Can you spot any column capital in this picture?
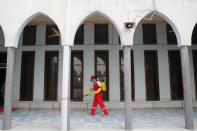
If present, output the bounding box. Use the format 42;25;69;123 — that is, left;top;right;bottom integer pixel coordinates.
62;98;70;101
4;46;17;49
61;44;72;47
179;45;191;48
121;28;134;46
122;45;132;48
6;46;17;49
4;38;17;48
178;41;192;47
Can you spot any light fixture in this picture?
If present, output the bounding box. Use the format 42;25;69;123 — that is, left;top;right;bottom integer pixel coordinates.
125;22;135;29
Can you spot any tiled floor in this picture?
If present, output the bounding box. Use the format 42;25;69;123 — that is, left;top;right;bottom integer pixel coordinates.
0;108;196;130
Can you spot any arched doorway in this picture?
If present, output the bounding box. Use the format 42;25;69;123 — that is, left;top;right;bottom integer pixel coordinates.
133;12;182;103
15;14;61;104
131;11;196;129
72;12;121;102
70;12;127;129
1;13;63;130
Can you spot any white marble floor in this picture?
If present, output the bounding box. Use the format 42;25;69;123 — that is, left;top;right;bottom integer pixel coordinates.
0;108;197;131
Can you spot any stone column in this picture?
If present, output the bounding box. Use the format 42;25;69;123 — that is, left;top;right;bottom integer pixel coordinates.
180;46;194;130
3;47;16;130
123;46;132;130
61;45;71;131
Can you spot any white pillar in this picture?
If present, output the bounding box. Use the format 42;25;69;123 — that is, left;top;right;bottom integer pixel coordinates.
123;46;132;130
61;45;71;131
180;46;194;130
3;47;16;130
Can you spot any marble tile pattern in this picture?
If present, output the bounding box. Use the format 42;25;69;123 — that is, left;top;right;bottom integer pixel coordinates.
0;108;196;130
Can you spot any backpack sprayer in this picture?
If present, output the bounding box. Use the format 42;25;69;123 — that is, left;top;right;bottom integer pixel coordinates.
83;80;107;114
83;81;107;97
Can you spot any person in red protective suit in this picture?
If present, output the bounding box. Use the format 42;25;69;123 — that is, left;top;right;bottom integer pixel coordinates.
89;75;109;116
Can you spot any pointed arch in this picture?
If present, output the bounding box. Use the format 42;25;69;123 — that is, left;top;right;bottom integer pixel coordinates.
72;10;121;45
15;12;62;46
133;10;181;46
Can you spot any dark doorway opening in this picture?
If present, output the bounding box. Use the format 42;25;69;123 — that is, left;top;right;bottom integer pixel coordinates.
168;50;183;100
71;51;84;101
20;51;35;101
0;52;7;106
95;51;109;101
144;50;160;101
44;51;59;101
192;50;197;99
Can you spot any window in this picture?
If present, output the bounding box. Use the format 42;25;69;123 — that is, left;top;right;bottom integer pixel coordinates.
0;52;7;104
166;24;177;45
94;24;108;44
71;51;83;101
142;24;157;44
119;51;135;101
95;51;109;101
192;50;197;99
74;25;84;45
20;51;35;101
22;25;37;45
45;25;60;45
144;51;160;101
168;50;183;100
192;24;197;45
44;51;59;101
